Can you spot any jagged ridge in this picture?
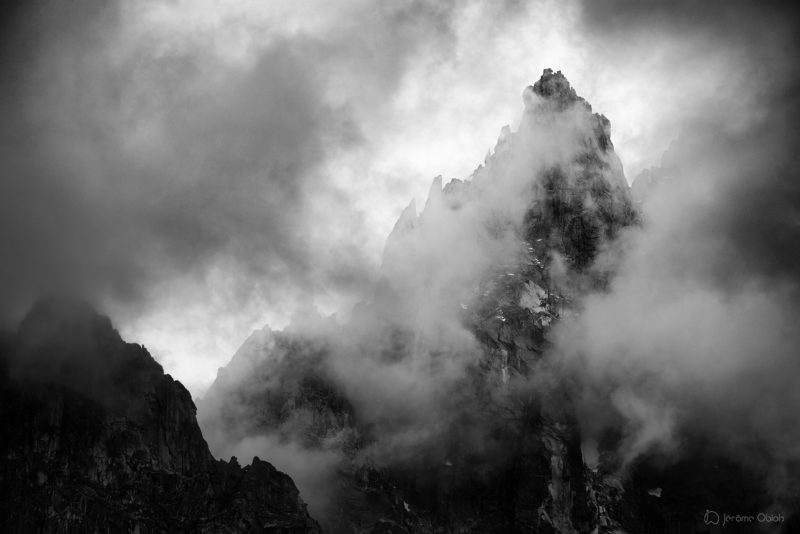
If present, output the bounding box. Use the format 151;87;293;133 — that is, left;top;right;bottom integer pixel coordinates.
0;299;321;534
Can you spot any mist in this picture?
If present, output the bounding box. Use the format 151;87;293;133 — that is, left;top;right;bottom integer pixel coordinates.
197;2;800;521
0;0;486;392
552;104;800;492
539;0;800;502
2;0;799;528
6;0;792;395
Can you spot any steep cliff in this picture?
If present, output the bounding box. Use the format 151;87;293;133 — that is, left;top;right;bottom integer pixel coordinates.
0;299;321;533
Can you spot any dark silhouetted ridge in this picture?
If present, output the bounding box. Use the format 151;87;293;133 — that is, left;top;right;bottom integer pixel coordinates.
0;298;321;533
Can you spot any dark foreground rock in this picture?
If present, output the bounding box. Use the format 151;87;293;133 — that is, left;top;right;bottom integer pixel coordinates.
0;299;321;534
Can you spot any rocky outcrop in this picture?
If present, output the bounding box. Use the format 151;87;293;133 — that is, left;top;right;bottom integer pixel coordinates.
0;299;321;533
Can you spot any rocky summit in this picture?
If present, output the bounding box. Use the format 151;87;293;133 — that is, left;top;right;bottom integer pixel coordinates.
199;70;798;533
0;299;321;533
199;69;632;533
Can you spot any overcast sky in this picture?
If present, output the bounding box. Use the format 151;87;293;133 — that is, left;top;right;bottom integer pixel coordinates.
1;0;797;395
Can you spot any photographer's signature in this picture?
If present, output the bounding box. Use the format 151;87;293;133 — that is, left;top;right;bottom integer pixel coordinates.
704;509;784;527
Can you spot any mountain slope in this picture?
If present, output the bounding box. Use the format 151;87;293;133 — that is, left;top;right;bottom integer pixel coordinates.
0;299;321;533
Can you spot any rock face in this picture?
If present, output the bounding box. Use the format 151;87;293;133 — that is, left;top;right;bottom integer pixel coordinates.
0;299;322;533
200;70;636;533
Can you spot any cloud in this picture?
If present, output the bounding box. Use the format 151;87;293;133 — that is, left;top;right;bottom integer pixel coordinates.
1;0;753;394
5;5;799;485
2;0;527;391
548;0;800;499
1;2;345;303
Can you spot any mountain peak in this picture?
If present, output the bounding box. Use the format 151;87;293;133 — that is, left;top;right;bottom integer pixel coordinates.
524;68;586;112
